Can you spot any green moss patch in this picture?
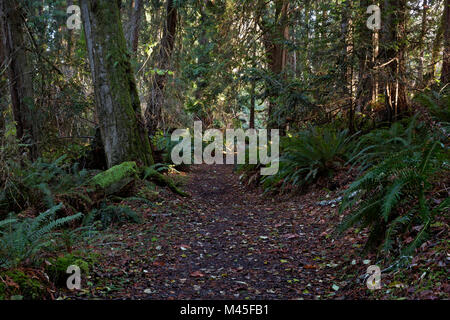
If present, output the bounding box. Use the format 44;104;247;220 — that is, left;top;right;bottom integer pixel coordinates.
45;253;94;287
137;181;159;201
90;162;138;189
89;161;139;196
0;269;48;300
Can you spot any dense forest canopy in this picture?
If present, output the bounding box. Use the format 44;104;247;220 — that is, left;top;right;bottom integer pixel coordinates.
0;0;448;301
1;0;448;151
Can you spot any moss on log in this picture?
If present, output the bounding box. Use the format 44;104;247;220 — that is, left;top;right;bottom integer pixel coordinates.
142;167;189;197
89;161;138;196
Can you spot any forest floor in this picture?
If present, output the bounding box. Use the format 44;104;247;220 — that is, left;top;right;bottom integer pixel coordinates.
58;164;449;300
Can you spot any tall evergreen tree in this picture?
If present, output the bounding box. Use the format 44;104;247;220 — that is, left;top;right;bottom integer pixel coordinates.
80;0;153;167
0;0;39;160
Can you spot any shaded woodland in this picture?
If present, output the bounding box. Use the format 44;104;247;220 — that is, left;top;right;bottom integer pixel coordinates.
0;0;448;300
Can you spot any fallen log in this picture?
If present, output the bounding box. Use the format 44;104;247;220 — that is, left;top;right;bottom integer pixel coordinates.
89;161;138;196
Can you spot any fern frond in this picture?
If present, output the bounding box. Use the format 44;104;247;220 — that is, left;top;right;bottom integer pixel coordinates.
381;180;404;222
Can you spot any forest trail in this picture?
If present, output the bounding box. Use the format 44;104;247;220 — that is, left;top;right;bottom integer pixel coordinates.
62;164;367;300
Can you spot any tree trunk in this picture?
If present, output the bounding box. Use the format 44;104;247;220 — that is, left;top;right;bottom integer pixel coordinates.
425;10;444;83
379;0;408;122
249;38;257;130
0;0;38;160
441;0;450;85
341;0;354;132
145;0;178;133
67;0;74;60
0;19;6;133
417;0;428;86
80;0;153;168
125;0;143;54
372;30;379;109
355;0;374;117
264;0;289;76
249;81;256;129
261;0;289;131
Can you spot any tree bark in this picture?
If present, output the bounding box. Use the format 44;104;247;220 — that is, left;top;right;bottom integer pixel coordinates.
80;0;153;168
249;37;257;130
379;0;408;122
0;18;6;133
145;0;178;133
425;9;444;83
261;0;289;131
67;0;74;60
417;0;428;86
441;0;450;85
265;0;289;76
0;0;38;159
355;0;374;117
125;0;143;54
249;80;256;129
341;0;354;132
372;30;379;108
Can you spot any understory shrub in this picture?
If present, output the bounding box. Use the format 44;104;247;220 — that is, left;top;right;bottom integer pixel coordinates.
0;204;82;268
414;88;450;134
348;115;426;172
0;269;48;300
83;203;142;230
0;155;90;215
261;126;354;193
338;140;449;256
45;252;92;287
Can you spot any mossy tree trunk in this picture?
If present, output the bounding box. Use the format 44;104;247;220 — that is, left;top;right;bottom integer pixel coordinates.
80;0;153;168
0;0;39;160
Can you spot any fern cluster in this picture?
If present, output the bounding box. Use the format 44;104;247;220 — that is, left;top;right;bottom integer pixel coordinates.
338;140;449;256
348;115;425;172
0;204;82;268
261;126;354;193
83;203;142;230
0;155;89;215
414;87;450;134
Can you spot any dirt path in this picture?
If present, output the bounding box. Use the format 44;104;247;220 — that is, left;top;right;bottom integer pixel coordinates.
63;164;369;299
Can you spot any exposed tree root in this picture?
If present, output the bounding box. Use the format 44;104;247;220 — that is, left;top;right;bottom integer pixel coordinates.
142;167;190;197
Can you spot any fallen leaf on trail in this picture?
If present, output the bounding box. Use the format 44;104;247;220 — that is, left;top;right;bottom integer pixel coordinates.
304;265;317;269
190;271;205;277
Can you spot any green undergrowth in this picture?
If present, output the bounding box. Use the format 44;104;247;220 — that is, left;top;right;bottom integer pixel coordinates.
45;251;99;287
0;269;48;300
237;125;355;193
0;155;188;299
89;161;138;191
